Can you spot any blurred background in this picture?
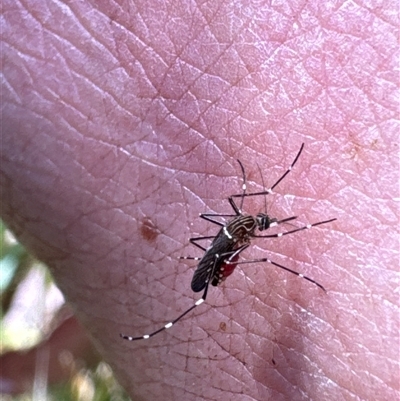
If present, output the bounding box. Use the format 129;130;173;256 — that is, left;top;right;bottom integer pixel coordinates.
0;220;131;401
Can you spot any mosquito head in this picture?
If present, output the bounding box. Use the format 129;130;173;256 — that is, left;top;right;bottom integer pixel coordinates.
256;213;277;231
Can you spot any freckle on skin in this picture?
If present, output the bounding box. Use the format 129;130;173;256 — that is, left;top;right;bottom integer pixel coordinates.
140;217;158;242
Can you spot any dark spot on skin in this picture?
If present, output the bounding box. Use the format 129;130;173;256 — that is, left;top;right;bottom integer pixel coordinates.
140;217;158;243
272;358;276;366
219;322;227;331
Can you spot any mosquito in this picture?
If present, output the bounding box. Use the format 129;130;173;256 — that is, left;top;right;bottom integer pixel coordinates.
120;143;336;341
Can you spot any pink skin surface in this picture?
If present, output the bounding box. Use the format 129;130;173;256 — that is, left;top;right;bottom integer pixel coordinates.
2;1;398;400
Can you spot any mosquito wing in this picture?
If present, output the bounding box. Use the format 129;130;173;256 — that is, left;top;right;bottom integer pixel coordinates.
191;232;236;292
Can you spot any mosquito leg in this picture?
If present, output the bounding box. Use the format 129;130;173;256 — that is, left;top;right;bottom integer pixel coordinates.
199;213;238;226
120;266;214;341
268;216;298;228
235;159;247;214
119;296;206;341
178;236;219;261
233;257;326;292
229;143;305;210
269;143;304;192
200;159;248;221
253;218;337;238
187;236;217;252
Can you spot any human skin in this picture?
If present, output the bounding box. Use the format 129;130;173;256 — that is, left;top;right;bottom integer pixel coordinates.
1;1;399;400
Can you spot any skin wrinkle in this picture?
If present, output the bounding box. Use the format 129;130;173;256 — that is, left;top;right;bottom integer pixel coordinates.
28;8;144;124
119;8;208;95
18;0;103;64
131;14;265;129
16;43;137;141
63;61;139;124
116;23;169;94
2;75;24;104
168;31;234;89
5;35;47;65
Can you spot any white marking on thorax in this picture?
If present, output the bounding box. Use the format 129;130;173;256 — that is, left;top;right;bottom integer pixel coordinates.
223;226;233;239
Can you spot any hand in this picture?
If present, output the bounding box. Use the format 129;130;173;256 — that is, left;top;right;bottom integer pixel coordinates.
2;1;397;400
